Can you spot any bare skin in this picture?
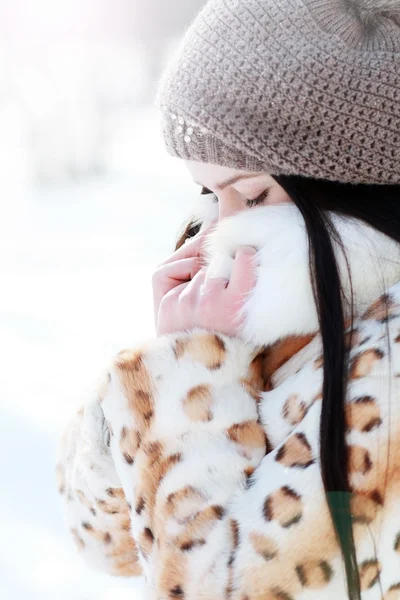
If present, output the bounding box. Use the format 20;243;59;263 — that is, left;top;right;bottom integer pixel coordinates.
153;161;291;337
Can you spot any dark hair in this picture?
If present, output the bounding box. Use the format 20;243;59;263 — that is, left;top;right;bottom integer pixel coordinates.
175;176;400;600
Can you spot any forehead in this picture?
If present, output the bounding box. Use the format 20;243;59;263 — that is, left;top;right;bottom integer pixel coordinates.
184;160;261;189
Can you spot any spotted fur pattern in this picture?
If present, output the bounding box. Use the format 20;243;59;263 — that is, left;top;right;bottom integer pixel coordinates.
57;289;400;599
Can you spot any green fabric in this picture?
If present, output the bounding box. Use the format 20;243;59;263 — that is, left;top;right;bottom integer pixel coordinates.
327;491;361;600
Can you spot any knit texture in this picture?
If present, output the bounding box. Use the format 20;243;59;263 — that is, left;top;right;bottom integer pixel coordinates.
156;0;400;184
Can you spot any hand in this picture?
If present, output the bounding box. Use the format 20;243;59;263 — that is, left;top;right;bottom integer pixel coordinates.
152;226;213;331
154;241;258;338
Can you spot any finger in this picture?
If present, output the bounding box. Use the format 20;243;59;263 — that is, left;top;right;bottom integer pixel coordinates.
163;223;216;265
228;246;258;294
156;271;206;335
161;278;191;303
158;272;203;327
177;268;207;301
202;274;228;296
156;279;191;328
155;257;201;285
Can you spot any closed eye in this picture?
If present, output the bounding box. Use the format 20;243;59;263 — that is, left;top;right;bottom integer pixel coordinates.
246;189;270;207
201;186;270;207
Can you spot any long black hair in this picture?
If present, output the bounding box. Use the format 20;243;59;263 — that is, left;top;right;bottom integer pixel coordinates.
176;176;400;600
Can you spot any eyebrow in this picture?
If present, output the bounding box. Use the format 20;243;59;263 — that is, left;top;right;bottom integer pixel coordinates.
194;172;259;190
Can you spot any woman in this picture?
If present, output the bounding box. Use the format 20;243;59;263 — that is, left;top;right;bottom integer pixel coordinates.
57;0;400;599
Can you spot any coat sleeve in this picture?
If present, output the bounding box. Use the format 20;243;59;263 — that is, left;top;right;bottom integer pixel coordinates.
98;329;333;600
56;377;142;577
101;329;269;596
57;328;267;589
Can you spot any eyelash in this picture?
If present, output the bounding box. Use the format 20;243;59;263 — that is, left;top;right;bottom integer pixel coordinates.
201;187;270;207
246;189;270;207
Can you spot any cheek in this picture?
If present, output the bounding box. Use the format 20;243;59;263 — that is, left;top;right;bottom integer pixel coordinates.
218;198;247;220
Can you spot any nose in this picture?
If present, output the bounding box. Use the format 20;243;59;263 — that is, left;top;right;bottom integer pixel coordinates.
218;192;246;220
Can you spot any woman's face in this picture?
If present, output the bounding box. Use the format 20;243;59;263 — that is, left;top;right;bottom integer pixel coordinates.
185;160;292;220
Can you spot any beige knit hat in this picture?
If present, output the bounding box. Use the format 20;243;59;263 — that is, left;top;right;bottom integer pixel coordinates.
156;0;400;184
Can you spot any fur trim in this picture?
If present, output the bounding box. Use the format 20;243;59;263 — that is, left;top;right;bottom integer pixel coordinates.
204;204;400;347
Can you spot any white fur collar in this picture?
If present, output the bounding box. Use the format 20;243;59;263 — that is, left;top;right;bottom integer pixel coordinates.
195;195;400;347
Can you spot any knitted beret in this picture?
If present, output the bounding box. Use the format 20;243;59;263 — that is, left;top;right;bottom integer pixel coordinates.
156;0;400;184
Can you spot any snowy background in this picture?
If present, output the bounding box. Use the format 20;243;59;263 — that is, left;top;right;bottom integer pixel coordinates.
0;1;206;598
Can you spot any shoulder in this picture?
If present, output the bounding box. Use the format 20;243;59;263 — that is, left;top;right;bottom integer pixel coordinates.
348;282;400;381
260;282;400;450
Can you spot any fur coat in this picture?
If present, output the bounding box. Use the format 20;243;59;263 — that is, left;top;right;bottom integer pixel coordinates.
56;200;400;600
